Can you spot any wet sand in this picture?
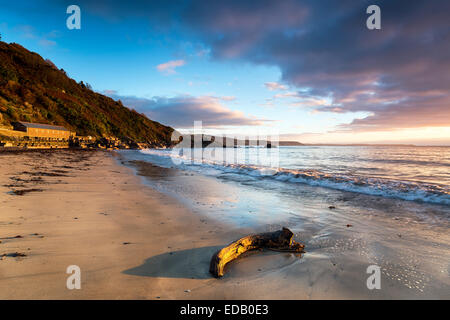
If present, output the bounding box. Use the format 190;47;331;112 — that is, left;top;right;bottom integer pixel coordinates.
0;150;448;299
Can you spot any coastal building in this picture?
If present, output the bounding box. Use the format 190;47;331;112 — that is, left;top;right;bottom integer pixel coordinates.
12;121;73;140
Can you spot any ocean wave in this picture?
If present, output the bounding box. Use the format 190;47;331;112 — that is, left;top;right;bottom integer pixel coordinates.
139;149;450;206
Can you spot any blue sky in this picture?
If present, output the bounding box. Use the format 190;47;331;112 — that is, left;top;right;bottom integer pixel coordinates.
0;1;449;144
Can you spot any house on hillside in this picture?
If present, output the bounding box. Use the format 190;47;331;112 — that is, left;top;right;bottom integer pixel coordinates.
12;121;74;140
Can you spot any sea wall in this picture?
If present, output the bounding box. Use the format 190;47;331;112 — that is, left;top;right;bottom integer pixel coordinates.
0;134;69;149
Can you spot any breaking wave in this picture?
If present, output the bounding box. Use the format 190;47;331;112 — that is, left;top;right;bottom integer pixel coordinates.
139;149;450;206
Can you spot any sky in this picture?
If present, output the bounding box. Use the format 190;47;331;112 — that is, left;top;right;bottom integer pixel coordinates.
0;0;449;145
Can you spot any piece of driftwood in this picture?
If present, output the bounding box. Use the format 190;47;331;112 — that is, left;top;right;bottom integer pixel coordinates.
209;227;304;278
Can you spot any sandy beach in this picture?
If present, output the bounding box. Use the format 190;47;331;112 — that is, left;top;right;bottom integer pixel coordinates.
0;150;448;299
0;149;232;299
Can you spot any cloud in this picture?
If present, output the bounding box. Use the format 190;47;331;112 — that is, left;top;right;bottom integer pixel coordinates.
219;96;236;101
102;89;118;96
176;0;450;130
103;92;266;128
337;94;450;131
16;25;35;39
156;59;185;75
273;91;298;99
264;82;288;91
62;0;450;131
272;91;332;108
39;39;56;47
14;24;58;48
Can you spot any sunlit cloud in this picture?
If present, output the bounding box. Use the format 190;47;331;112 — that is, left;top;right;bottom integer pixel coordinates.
156;59;185;75
219;96;236;101
103;92;268;129
264;82;288;91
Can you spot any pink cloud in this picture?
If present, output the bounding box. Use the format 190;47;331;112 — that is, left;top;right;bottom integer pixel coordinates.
103;92;269;128
156;59;185;75
264;82;288;91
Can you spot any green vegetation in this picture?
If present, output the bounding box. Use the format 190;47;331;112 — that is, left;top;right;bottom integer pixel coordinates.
0;42;174;146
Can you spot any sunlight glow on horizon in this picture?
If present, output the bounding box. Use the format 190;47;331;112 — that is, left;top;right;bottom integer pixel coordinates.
280;126;450;146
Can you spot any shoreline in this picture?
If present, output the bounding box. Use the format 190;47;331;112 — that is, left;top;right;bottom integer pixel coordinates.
1;150;448;299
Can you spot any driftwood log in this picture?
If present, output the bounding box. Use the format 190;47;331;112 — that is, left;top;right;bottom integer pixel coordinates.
209;227;304;278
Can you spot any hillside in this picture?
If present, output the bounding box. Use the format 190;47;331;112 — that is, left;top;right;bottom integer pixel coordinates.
0;42;174;147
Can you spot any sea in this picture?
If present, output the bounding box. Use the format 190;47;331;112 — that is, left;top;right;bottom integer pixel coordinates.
119;145;449;297
138;146;450;205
